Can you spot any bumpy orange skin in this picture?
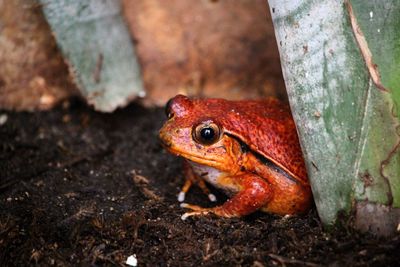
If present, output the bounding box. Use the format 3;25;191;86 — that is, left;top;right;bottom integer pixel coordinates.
159;95;311;217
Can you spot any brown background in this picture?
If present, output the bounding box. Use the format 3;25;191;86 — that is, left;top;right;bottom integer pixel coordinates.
0;0;285;110
123;0;285;106
0;0;77;111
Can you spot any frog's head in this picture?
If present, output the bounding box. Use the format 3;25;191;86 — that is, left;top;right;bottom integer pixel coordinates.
159;95;242;172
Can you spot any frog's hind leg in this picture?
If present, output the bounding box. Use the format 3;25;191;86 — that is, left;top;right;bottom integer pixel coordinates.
181;174;272;220
178;161;217;203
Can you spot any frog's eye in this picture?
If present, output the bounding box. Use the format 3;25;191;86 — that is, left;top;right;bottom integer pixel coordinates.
165;98;174;119
193;122;221;145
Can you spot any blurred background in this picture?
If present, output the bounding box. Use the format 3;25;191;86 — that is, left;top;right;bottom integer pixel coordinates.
0;0;285;112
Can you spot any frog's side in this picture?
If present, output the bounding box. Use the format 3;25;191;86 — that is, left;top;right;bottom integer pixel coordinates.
159;94;311;219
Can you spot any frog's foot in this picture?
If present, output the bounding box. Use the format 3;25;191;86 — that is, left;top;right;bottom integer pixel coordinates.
180;203;211;220
177;179;192;202
177;179;216;203
178;161;217;203
180;174;272;219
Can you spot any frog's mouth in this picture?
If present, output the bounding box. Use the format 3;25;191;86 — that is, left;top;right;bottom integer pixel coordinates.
160;140;224;168
174;149;222;167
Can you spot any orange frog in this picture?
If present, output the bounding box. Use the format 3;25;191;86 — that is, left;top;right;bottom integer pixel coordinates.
159;95;311;220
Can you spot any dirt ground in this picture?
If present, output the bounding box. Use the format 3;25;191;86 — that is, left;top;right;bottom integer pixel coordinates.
0;99;399;266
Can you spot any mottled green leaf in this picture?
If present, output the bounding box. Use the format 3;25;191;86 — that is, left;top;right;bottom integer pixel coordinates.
268;0;400;235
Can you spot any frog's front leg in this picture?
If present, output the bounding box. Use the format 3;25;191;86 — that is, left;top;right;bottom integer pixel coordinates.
180;174;272;220
178;161;217;203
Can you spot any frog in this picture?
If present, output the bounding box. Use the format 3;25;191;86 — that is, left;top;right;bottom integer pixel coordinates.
159;94;312;220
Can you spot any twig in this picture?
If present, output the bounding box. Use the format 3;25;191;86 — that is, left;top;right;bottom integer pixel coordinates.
131;171;162;201
268;253;320;267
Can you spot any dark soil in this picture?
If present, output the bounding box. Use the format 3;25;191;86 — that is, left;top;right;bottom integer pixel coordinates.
0;99;399;267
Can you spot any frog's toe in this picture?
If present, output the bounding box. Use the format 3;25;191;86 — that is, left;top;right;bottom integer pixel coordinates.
177;191;186;202
181;211;210;220
208;193;217;202
282;214;293;220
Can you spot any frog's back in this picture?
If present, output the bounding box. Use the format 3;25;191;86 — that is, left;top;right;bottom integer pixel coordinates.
192;97;308;184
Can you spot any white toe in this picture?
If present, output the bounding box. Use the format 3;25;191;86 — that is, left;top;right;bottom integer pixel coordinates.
208;194;217;202
177;192;185;202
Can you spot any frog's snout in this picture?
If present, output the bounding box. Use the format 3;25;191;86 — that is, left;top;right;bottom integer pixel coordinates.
159;127;172;148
